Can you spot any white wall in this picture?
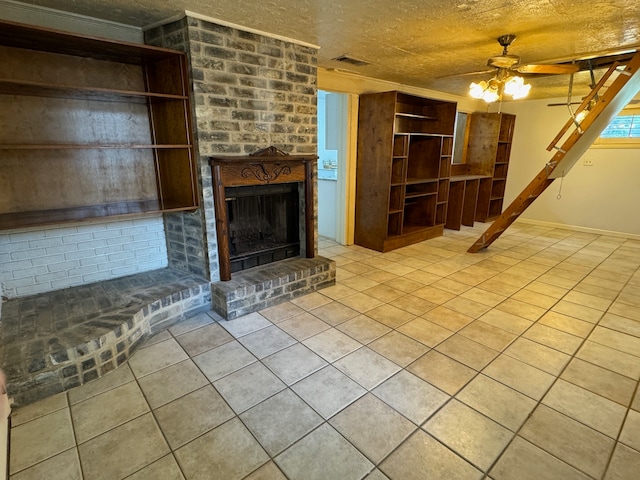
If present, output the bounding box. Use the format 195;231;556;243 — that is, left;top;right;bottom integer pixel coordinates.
499;98;640;236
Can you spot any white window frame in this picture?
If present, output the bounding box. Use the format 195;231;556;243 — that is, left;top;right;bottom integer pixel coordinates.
592;105;640;148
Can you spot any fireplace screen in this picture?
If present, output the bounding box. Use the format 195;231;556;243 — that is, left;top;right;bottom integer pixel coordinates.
225;183;300;273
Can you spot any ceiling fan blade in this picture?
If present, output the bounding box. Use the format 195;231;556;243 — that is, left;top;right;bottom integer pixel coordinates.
436;69;494;79
516;64;580;74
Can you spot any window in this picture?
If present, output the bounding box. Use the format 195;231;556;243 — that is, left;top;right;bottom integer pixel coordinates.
593;106;640;148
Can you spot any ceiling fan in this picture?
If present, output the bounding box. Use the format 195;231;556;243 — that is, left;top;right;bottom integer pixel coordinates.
466;34;580;103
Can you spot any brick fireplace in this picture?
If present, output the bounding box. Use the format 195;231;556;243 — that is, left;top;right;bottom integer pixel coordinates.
145;14;335;318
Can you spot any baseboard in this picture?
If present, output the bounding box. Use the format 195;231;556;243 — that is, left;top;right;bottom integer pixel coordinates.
514;218;640;241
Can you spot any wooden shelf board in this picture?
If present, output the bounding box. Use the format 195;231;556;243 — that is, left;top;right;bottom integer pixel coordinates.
0;79;187;103
0;144;192;150
405;192;437;199
406;177;438;185
395;112;437;120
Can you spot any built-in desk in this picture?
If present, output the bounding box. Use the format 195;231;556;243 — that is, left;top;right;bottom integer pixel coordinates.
446;175;491;230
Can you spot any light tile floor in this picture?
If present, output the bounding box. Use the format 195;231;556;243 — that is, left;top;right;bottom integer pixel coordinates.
9;222;640;480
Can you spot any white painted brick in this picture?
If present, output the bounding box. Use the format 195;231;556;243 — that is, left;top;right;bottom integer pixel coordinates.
79;255;110;266
95;245;123;256
48;260;80;273
51;277;84;290
121;226;149;236
135;246;162;257
0;234;11;245
64;249;101;261
67;265;99;277
106;235;134;246
111;265;139;277
1;260;32;273
122;241;150;252
107;251;136;262
77;239;107;250
32;254;65;266
43;226;78;237
98;259;127;271
11;230;45;241
82;271;113;283
13;265;48;279
35;271;69;283
92;228;124;239
45;244;79;255
62;233;95;244
28;237;64;248
16;284;51;296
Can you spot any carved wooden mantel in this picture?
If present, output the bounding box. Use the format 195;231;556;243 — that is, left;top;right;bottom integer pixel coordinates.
209;147;318;281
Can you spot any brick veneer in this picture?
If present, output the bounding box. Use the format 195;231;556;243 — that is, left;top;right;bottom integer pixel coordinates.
145;14;319;283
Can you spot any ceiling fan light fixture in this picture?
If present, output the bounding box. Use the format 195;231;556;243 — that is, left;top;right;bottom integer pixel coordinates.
469;81;488;99
504;75;531;99
469;74;530;103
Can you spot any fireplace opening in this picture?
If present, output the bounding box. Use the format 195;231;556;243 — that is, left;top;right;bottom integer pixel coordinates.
226;182;300;273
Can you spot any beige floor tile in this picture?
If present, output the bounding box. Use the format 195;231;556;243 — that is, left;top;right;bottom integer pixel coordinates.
126;454;185;480
576;340;640;380
168;312;214;336
386;293;435;316
408;270;443;285
78;413;169;480
10;391;68;427
128;338;188;378
423;305;475;331
397;317;453;347
423;261;465;277
520;405;615;478
137;359;209;409
537;273;581;290
551;300;604;324
600;313;640;337
330;393;415;464
510;289;558;310
154;385;235;449
340;275;381;292
363;268;399;283
259;301;305;323
444;296;492;319
457;374;536;431
71;381;149;443
319;283;359;300
589;325;640;357
373;370;448;425
379;430;483;480
563;290;613;311
67;364;135;406
386;276;424;293
175;322;233;356
424;399;513;472
175;417;269;480
543;379;627;438
10;408;75;474
460;288;507;308
504;337;570;375
240;389;323;456
477;308;532;335
334;347;401;390
244;461;287;480
368;331;429;367
496;298;546;321
339;292;385;313
632;389;640;412
278;307;331;341
619;409;640;452
362;284;405;302
366;303;416;328
340;261;376;275
605;443;640;480
537;310;594;338
365;469;391;480
262;343;327;385
435;334;499;370
238;325;297;359
617;290;640;308
525;280;568;299
9;448;81;480
477;278;521;296
562;358;636;406
407;350;476;395
482;354;554;400
219;311;273;337
459;320;517;351
523;323;583;354
309;301;360;326
431;277;472;295
292;365;366;419
302;328;362;362
193;340;257;382
411;285;456;305
214;362;285;414
275;424;373;480
490;436;590;480
337;314;392;344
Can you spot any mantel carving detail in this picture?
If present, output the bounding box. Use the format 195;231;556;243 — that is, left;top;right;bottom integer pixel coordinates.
241;163;292;183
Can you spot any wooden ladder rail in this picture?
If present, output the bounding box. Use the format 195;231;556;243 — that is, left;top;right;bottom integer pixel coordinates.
468;51;640;253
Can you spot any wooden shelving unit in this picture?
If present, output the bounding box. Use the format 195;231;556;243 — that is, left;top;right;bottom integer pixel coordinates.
0;19;198;230
355;91;456;252
463;112;516;222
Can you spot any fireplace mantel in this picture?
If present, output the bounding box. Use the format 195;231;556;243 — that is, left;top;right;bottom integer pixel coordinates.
209;147;318;281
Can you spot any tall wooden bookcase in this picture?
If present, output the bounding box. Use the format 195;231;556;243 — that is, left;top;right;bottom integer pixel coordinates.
355;91;456;252
464;112;516;222
0;19;199;230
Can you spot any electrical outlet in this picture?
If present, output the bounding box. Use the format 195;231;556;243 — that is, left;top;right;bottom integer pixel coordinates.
583;158;594;166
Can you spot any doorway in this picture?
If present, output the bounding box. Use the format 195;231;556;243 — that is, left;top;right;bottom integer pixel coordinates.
317;90;349;242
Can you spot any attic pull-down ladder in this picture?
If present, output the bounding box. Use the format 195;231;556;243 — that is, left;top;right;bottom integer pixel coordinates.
468;50;640;253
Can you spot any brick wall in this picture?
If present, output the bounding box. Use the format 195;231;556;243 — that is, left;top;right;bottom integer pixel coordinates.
0;216;168;297
145;14;319;281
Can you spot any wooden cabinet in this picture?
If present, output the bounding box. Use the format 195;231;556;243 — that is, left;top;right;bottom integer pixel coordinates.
463;112;516;222
0;19;198;230
355;91;456;252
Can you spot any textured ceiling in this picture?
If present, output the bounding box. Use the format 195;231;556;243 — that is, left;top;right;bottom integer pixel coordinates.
15;0;640;100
